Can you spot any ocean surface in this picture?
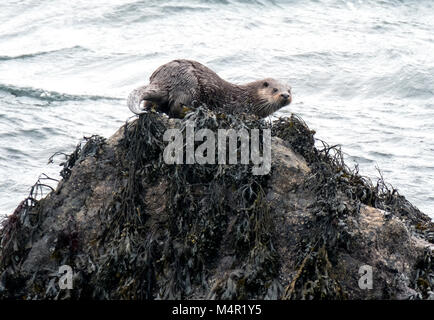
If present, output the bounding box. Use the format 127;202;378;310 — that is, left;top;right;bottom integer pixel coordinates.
0;0;433;218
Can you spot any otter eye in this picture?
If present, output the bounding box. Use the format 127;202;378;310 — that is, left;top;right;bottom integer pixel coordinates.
272;88;278;93
263;82;269;87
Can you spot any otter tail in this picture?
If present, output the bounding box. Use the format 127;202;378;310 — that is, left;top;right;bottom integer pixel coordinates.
127;86;149;115
127;84;166;115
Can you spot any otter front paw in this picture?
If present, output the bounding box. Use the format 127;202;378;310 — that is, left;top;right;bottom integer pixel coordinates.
179;106;194;118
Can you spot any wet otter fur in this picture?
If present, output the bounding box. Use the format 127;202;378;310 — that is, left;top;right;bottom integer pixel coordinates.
127;59;292;118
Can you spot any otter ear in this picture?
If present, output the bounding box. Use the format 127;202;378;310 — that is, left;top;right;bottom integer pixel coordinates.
263;81;269;87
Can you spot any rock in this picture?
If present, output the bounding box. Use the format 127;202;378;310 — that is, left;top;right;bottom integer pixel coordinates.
0;107;432;300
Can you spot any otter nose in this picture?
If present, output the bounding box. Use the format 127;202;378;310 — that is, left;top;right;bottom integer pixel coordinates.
280;93;290;100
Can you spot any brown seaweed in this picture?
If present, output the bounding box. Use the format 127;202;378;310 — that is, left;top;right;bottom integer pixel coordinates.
0;107;432;300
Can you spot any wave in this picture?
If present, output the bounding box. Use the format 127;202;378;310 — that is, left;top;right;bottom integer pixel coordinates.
0;46;89;62
102;1;212;25
366;66;434;100
0;84;122;103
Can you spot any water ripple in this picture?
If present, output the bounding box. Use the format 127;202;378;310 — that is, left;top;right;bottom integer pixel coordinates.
0;46;89;61
0;83;122;103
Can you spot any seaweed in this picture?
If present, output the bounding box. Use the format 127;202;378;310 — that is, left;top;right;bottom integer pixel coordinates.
0;173;56;270
0;106;432;300
0;135;106;299
84;108;279;299
49;135;106;181
273;114;433;299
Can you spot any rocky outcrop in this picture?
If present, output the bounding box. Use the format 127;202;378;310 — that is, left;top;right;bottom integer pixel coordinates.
0;108;433;299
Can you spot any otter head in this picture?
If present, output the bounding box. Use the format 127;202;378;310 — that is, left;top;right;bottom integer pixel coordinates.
251;78;292;118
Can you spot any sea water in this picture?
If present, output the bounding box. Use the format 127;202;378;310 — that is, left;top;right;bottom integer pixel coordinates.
0;0;433;218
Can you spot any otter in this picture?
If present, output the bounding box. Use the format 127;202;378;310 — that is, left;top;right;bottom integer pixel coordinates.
127;59;292;118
